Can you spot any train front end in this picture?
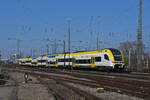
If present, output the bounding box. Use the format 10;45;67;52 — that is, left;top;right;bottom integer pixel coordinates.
109;48;125;70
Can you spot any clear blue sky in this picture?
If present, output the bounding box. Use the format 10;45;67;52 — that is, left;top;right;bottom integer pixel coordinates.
0;0;150;58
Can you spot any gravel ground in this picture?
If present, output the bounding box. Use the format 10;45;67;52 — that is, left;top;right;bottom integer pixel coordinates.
10;72;54;100
0;77;17;100
40;78;85;100
0;87;15;100
6;69;145;100
67;83;144;100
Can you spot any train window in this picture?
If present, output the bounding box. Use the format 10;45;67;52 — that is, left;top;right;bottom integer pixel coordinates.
95;57;101;62
48;56;55;58
32;62;37;64
58;59;64;62
63;58;72;62
76;60;78;63
88;59;91;63
41;60;46;62
26;60;31;63
48;61;55;64
114;55;122;61
104;54;109;61
48;56;51;58
76;59;91;64
109;48;121;55
37;60;46;63
70;58;72;62
65;59;68;62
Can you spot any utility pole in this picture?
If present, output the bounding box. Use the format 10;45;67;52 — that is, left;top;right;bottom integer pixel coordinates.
97;36;98;50
17;39;20;57
85;42;88;51
0;50;2;74
67;18;71;69
147;56;149;68
0;50;2;66
63;40;66;54
54;39;57;54
63;40;66;68
96;33;99;50
129;49;131;70
137;0;143;71
32;49;36;57
30;48;33;57
0;50;1;60
42;38;50;55
46;44;49;55
89;16;94;50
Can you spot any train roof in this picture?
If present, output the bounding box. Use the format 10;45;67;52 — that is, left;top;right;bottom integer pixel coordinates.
20;48;121;59
58;48;115;56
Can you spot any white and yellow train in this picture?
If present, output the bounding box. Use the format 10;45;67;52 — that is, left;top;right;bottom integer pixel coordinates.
19;48;125;70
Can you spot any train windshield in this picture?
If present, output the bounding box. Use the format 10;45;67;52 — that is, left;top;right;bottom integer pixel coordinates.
113;55;122;61
109;48;122;61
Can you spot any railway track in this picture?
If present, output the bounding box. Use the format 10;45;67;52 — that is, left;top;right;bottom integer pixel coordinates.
3;65;150;100
6;64;150;80
5;67;102;100
34;67;150;82
38;77;97;100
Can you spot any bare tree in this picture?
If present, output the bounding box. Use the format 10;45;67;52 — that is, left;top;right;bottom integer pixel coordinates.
119;41;146;70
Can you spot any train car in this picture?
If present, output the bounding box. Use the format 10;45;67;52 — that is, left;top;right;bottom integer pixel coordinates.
47;55;56;67
31;57;38;67
42;56;49;67
36;56;42;67
56;48;124;70
25;58;32;66
18;58;25;65
19;48;125;71
36;56;49;67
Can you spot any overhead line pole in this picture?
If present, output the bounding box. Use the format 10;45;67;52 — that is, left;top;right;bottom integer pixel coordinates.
46;44;49;55
17;39;20;57
0;50;2;74
0;50;1;60
67;19;71;70
97;33;99;50
129;49;131;70
54;39;57;54
137;0;143;71
63;40;66;68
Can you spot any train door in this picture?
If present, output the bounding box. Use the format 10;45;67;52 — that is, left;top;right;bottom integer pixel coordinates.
72;57;76;68
30;59;32;66
55;58;58;67
46;59;48;67
36;59;38;67
40;57;42;66
104;54;110;66
91;56;95;68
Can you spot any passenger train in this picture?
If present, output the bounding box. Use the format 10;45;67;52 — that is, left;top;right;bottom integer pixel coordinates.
19;48;125;71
